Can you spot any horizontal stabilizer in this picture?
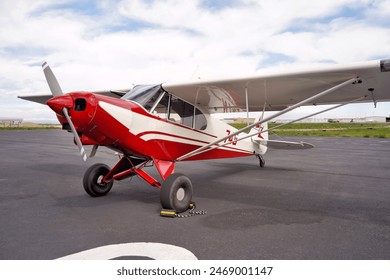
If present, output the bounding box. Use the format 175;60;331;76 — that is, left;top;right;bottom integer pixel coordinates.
18;94;52;105
18;89;128;105
261;139;314;150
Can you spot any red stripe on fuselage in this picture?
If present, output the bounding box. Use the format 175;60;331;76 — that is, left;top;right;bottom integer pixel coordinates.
137;131;211;145
138;130;254;155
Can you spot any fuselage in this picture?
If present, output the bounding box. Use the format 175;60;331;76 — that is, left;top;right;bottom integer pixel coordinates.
47;87;262;162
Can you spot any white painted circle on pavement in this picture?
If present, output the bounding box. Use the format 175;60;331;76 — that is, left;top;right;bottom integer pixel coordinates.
57;242;198;260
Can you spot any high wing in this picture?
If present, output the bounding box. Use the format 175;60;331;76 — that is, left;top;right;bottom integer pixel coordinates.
162;59;390;113
19;89;129;105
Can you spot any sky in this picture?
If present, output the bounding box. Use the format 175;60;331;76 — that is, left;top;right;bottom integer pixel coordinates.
0;0;390;123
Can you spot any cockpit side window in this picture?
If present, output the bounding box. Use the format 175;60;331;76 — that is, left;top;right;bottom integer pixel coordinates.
194;108;207;130
154;94;207;130
153;93;170;117
170;96;194;127
123;85;207;130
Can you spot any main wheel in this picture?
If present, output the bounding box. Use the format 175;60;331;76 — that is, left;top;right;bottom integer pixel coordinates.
83;163;113;197
160;173;193;213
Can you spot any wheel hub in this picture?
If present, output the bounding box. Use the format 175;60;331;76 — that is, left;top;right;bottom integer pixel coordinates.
176;187;185;201
97;175;105;186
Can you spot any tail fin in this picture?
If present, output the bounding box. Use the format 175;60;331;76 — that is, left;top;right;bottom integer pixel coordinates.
250;115;268;155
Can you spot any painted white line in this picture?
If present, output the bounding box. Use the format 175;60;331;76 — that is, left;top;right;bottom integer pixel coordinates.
57;242;198;260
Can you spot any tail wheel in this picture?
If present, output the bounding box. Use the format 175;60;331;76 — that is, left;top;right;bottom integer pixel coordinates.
160;173;193;213
257;154;265;168
83;163;113;197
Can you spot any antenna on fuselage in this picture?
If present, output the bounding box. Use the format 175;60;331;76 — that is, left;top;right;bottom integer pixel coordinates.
190;65;201;80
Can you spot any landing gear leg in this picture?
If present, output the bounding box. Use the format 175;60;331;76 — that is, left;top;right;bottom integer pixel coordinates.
83;156;195;214
256;154;265;168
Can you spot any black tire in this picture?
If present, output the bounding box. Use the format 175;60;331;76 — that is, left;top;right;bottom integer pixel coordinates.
257;155;265;168
83;163;113;197
160;173;193;213
260;158;265;168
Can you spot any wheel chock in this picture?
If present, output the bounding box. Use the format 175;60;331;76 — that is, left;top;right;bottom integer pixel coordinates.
160;202;206;218
160;209;177;218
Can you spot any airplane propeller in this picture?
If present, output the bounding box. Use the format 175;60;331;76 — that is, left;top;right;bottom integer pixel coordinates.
42;62;63;97
43;62;88;161
62;107;88;161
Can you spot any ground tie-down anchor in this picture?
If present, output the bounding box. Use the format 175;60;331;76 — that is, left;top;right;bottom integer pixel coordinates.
160;202;207;218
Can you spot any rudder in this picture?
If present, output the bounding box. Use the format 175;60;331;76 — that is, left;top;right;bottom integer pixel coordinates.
250;116;268;155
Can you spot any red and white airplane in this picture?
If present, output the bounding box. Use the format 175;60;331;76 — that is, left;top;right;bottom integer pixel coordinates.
20;59;390;213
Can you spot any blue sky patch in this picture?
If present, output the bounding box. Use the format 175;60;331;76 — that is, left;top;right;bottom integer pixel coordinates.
284;6;368;34
31;0;107;17
1;46;50;59
199;0;242;11
97;17;156;33
258;52;296;68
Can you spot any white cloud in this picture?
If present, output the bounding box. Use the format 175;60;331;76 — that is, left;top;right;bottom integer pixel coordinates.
0;0;390;122
263;23;390;64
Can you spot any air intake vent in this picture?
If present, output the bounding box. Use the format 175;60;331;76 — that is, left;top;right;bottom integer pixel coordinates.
75;98;87;111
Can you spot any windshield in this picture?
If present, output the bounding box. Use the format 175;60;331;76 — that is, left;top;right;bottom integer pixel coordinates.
122;84;164;111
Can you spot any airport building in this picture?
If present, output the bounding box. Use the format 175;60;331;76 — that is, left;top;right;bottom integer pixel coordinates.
222;116;389;124
0;118;23;127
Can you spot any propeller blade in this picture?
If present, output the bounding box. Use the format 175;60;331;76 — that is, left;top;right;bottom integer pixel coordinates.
42;62;63;97
62;108;87;161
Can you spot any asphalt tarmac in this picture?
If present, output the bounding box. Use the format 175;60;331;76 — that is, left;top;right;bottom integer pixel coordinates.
0;130;389;259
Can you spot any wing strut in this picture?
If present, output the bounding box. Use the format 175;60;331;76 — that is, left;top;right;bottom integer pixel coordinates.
176;77;358;161
245;87;249;126
180;95;367;158
221;95;368;148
